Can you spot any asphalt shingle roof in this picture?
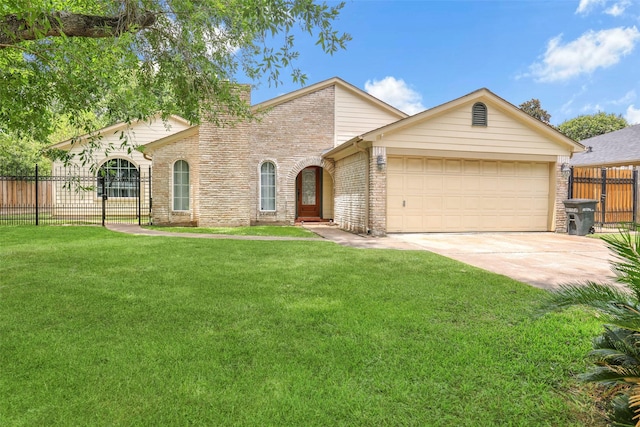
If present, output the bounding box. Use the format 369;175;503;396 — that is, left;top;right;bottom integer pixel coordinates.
570;124;640;167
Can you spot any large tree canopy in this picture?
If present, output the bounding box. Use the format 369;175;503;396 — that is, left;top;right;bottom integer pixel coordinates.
0;0;350;145
557;112;628;142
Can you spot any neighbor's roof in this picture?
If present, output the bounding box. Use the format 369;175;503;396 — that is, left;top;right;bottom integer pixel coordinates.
569;124;640;167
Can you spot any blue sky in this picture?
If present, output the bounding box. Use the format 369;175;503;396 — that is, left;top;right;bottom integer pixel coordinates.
246;0;640;125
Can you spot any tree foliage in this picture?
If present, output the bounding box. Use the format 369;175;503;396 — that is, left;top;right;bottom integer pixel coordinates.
518;98;551;124
557;112;628;142
0;0;350;145
0;111;108;173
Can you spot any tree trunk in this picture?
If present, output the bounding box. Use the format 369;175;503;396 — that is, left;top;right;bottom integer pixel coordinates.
0;11;156;47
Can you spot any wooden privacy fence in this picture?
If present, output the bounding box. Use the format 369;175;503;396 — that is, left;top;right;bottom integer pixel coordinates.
0;178;53;207
569;167;637;228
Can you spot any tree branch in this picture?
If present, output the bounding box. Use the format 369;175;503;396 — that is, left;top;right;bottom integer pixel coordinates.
0;11;156;47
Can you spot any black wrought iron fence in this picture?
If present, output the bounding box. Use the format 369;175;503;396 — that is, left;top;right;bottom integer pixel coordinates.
0;165;151;226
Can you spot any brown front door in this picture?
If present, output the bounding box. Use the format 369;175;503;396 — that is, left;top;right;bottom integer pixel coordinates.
296;166;321;219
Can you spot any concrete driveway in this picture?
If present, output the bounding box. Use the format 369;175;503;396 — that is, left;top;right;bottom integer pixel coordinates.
388;232;617;290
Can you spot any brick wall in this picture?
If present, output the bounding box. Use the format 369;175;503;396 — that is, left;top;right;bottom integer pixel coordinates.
555;156;570;233
148;85;337;227
149;134;200;226
249;86;335;224
369;146;387;236
334;150;368;234
197;123;251;227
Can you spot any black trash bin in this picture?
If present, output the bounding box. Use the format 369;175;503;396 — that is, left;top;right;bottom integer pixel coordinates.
563;199;598;236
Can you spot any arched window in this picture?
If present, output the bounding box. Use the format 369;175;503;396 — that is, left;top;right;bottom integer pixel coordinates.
173;160;190;211
472;102;488;126
260;161;276;211
97;158;139;198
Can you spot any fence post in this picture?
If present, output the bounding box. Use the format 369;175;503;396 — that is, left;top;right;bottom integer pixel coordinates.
148;166;152;226
568;166;574;199
137;167;141;226
634;167;638;226
35;164;39;226
99;176;106;227
600;168;607;226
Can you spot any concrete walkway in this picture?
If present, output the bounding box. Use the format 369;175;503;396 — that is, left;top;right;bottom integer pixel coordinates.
106;223;617;290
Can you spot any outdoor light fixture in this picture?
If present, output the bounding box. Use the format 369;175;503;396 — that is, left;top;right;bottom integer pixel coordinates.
560;162;571;179
376;154;386;170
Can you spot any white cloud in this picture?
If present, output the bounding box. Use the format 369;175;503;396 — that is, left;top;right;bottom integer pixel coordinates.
576;0;606;14
609;89;637;105
529;26;640;82
626;104;640;124
364;76;425;115
576;0;630;15
605;1;631;16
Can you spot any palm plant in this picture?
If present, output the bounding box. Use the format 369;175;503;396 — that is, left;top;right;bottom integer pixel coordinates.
546;230;640;426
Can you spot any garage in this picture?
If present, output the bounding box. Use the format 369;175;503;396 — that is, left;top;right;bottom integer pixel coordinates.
324;88;584;236
387;156;551;232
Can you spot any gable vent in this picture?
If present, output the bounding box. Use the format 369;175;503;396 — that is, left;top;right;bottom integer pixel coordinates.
472;102;488;126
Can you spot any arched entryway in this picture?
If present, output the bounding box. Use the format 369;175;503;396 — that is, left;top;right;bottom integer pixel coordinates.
296;166;322;220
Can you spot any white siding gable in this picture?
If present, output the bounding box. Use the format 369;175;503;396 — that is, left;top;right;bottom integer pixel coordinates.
55;116;191;170
379;100;570;157
334;85;403;146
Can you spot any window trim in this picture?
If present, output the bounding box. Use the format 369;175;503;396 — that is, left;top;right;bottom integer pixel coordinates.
97;157;139;199
259;161;276;212
472;102;488;127
173;159;190;212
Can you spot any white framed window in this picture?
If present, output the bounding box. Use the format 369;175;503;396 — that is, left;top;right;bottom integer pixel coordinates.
97;158;139;198
173;160;189;211
260;161;276;211
472;102;488;126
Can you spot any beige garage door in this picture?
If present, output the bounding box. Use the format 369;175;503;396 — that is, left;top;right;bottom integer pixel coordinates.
387;156;550;232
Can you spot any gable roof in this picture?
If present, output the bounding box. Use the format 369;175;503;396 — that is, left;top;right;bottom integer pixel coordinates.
142;126;200;155
49;114;192;150
324;87;584;158
569;124;640;167
252;76;408;119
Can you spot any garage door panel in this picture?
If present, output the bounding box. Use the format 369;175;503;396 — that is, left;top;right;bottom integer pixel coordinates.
387;156;550;232
462;176;482;191
406;177;424;191
407;158;425;172
426;176;444;190
426;159;443;173
443;215;463;230
464;160;481;174
445;159;462;173
387;174;404;191
425;196;442;211
500;162;516;175
387;157;404;170
445;176;463;191
483;161;499;174
405;196;423;210
499;179;519;193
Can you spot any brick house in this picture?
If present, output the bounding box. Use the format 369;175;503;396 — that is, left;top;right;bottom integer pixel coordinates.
53;77;584;235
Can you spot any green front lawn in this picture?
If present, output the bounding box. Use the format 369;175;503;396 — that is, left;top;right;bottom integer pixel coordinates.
0;226;603;426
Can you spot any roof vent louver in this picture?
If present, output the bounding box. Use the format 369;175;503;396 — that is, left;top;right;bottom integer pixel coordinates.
472;102;488;126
